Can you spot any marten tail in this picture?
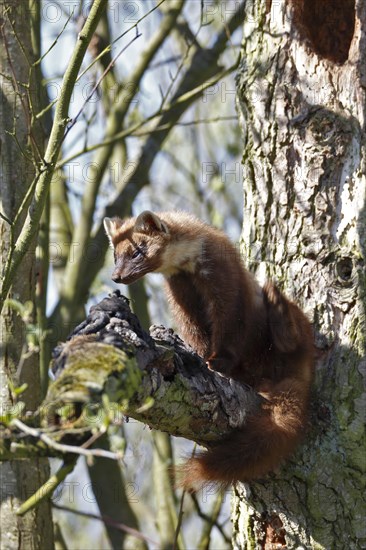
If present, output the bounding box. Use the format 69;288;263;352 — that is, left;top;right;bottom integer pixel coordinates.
178;378;310;490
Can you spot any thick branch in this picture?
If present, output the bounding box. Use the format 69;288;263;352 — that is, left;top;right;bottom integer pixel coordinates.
0;291;263;460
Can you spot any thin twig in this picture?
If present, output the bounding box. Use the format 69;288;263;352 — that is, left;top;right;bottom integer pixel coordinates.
191;492;231;543
53;503;157;545
1;14;43;162
63;28;142;140
173;488;187;550
131;115;239;136
58;57;240;167
173;444;199;550
11;419;122;461
76;0;167;83
35;9;75;66
12;170;42;228
0;211;12;225
149;55;182;69
159;15;202;112
5;129;35;163
34;98;57;120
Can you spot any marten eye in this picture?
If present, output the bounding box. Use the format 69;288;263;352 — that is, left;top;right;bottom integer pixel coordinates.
132;248;142;259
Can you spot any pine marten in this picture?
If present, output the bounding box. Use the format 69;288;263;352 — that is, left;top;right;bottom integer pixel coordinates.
104;210;314;489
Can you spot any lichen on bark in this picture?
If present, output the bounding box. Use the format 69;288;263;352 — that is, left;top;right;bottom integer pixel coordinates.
0;292;263;462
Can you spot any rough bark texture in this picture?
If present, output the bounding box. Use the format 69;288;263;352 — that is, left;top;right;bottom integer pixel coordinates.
44;291;263;445
0;1;54;548
0;292;263;462
234;0;365;548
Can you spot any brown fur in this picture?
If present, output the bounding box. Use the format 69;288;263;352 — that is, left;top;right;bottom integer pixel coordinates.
104;211;314;489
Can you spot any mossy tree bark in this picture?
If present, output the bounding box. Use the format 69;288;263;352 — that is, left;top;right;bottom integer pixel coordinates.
234;0;365;548
0;1;54;547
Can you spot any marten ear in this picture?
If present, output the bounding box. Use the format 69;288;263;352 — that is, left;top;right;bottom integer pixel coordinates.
103;217;122;247
134;211;168;234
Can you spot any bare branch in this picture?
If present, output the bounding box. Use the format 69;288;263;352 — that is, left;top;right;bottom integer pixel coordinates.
11;419;122;461
64;28;142;139
0;291;263;461
53;503;157;545
58;59;239;166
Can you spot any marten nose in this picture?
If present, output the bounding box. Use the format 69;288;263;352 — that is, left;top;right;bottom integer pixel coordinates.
111;271;122;283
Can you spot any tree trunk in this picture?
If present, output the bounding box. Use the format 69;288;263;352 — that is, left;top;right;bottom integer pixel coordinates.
234;0;365;548
0;1;54;547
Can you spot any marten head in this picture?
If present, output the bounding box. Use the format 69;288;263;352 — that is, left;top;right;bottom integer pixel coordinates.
103;211;171;284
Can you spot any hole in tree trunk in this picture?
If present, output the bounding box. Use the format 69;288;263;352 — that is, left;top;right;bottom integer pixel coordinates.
291;0;355;64
336;257;353;282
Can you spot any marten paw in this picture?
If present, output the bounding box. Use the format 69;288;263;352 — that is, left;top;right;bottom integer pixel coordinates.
263;281;302;354
207;355;233;377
